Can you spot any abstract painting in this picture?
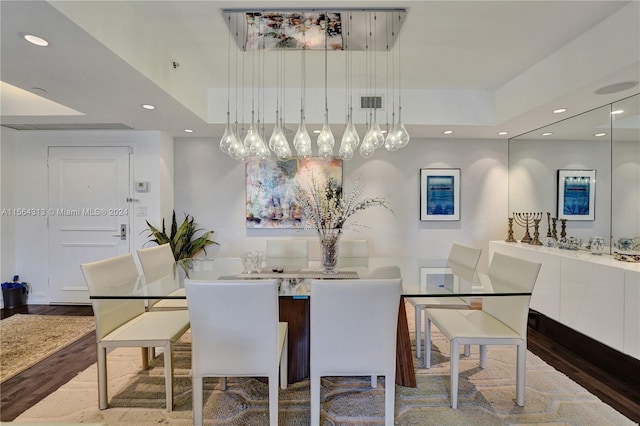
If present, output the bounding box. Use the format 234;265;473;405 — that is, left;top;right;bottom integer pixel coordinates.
246;158;343;228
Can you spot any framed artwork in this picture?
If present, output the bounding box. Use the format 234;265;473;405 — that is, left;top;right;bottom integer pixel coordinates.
420;168;460;221
246;158;343;229
557;169;596;221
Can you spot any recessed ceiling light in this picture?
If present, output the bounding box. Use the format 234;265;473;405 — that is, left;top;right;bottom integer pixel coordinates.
184;129;194;133
594;132;607;137
553;108;567;114
141;104;155;110
24;34;48;47
542;132;553;136
497;131;508;136
443;130;453;135
611;109;624;115
595;81;638;95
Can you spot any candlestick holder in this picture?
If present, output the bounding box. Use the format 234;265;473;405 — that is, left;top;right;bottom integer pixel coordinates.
505;217;517;242
560;219;567;238
531;218;543;245
546;212;553;237
513;212;541;244
552;217;558;240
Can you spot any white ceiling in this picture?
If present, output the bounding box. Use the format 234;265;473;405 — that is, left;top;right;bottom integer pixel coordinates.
1;0;639;140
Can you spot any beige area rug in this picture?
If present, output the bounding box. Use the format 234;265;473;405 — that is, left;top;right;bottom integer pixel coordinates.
13;306;636;426
0;314;95;382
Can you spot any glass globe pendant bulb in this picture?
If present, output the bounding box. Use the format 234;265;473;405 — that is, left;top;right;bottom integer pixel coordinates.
317;111;335;159
293;109;312;158
360;124;376;158
274;118;292;160
384;113;400;151
245;126;265;157
384;124;401;151
341;109;360;150
338;141;354;160
220;112;235;154
370;112;385;149
269;111;286;151
396;107;410;148
359;137;375;158
230;137;249;161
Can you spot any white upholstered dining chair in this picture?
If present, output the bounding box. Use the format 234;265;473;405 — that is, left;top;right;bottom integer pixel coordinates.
336;239;369;267
367;265;401;279
424;252;541;409
136;243;187;310
309;278;402;426
406;242;482;359
81;253;190;411
265;239;309;268
184;278;288;426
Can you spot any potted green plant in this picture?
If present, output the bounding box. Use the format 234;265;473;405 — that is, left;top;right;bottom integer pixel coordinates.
144;210;219;275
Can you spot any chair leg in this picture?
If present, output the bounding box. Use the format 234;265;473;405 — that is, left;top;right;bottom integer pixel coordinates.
311;374;321;426
450;340;460;409
516;342;526;406
479;345;487;368
464;344;470;357
424;316;432;368
384;373;395;426
371;375;377;388
269;373;279;426
97;343;108;410
415;305;422;358
192;375;204;426
221;377;227;390
163;342;174;411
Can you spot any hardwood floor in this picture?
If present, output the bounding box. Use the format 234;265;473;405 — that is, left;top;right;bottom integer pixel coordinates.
1;305;96;422
1;305;639;422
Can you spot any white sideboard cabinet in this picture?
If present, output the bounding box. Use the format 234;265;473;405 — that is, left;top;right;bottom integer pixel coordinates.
489;241;640;360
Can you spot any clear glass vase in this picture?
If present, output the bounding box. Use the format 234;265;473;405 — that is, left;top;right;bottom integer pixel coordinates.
319;229;341;274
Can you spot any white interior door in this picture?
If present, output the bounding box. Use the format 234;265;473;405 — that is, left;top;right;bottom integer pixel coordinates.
48;146;132;304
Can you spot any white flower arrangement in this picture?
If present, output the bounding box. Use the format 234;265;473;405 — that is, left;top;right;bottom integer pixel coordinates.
292;176;392;235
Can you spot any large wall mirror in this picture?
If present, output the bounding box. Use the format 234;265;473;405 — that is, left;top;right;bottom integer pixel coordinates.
508;93;639;254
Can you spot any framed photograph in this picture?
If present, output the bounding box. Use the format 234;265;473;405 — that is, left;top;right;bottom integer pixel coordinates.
246;158;343;229
557;169;596;221
420;168;460;221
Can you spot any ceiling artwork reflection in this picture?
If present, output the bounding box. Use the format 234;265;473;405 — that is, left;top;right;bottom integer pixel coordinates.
244;12;343;51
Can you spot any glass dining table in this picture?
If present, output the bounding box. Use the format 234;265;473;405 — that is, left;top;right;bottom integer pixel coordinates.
89;257;533;388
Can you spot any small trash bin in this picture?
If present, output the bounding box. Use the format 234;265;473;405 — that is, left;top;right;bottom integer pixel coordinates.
2;277;29;309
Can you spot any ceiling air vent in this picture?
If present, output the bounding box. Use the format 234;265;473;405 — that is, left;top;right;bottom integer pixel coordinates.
360;96;383;109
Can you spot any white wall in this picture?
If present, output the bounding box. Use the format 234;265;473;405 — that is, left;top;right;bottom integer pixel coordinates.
2;130;172;304
174;137;508;271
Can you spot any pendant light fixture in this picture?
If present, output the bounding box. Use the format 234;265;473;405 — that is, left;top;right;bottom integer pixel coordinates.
293;13;312;158
220;13;237;155
394;11;410;149
384;11;401;151
269;22;292;160
316;12;335;159
221;9;409;162
339;12;360;160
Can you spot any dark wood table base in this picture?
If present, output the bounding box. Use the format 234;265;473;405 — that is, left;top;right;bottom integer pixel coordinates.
279;297;417;387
